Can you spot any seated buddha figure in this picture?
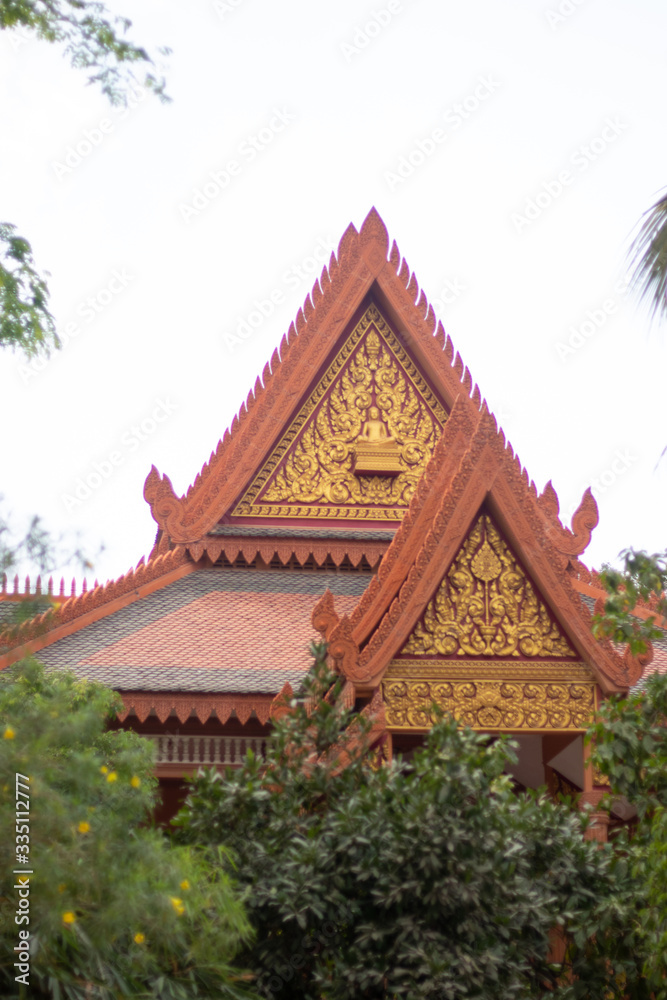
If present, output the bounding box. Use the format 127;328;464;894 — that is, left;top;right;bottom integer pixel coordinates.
360;407;395;444
354;406;401;475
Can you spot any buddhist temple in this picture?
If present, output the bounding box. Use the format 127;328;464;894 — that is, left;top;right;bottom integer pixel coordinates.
0;209;659;834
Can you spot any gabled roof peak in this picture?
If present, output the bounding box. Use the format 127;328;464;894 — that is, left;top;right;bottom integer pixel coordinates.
144;208;486;544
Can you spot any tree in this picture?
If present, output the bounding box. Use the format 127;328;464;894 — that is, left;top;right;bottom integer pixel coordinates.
0;224;59;357
627;188;667;324
592;547;667;655
176;646;616;1000
0;0;170;358
585;670;667;998
0;658;255;1000
578;547;667;997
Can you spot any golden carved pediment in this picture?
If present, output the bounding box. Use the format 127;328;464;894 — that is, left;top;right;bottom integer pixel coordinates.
232;305;448;521
382;660;597;732
401;512;577;659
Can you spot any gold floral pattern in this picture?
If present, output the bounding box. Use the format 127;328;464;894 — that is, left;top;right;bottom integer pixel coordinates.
232;306;447;520
402;513;577;658
382;678;596;730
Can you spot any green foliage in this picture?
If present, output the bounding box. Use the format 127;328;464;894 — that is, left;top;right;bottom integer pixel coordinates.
0;0;170;105
592;547;667;655
583;671;667;997
1;0;170;358
176;646;613;1000
0;659;255;1000
0;224;58;358
627;188;667;324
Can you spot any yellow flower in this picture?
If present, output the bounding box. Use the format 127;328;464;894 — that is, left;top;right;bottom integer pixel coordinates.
169;897;185;916
62;912;76;925
58;884;66;893
106;771;117;783
130;776;141;789
3;726;15;740
134;932;145;944
77;821;90;834
100;765;108;774
179;879;190;891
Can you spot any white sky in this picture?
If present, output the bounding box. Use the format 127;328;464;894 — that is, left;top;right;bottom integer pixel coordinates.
1;0;666;590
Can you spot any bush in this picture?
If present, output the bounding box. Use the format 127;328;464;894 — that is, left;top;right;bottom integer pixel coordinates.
0;658;255;1000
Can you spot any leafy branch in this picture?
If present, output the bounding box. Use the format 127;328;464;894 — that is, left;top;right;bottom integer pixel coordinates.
627;188;667;324
0;223;58;357
592;547;667;655
0;0;171;105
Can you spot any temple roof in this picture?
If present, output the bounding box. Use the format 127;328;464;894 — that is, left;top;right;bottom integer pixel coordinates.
315;398;642;696
0;209;653;713
15;568;369;715
143;208;488;544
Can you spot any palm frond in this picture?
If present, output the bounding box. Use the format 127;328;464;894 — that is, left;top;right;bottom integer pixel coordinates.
627;189;667;323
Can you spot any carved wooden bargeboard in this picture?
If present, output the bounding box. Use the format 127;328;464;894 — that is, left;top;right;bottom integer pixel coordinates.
383;510;597;732
232;304;448;521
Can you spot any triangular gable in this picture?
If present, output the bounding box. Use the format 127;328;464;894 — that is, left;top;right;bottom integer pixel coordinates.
322;399;641;695
144;208;486;544
232;302;448;522
397;507;577;660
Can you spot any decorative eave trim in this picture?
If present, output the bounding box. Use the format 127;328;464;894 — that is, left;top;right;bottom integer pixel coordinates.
144;207;491;544
0;548;194;668
118;691;273;725
185;535;387;570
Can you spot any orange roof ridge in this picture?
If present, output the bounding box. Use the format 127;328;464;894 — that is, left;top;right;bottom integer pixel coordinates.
144;208;485;545
0;546;192;667
327;403;636;693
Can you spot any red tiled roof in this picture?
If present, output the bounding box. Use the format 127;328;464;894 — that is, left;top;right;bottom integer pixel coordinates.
82;591;360;671
640;645;667;678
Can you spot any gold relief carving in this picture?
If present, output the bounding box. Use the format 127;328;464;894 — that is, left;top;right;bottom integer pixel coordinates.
402;513;577;659
232;307;447;520
382;678;596;731
386;660;593;681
